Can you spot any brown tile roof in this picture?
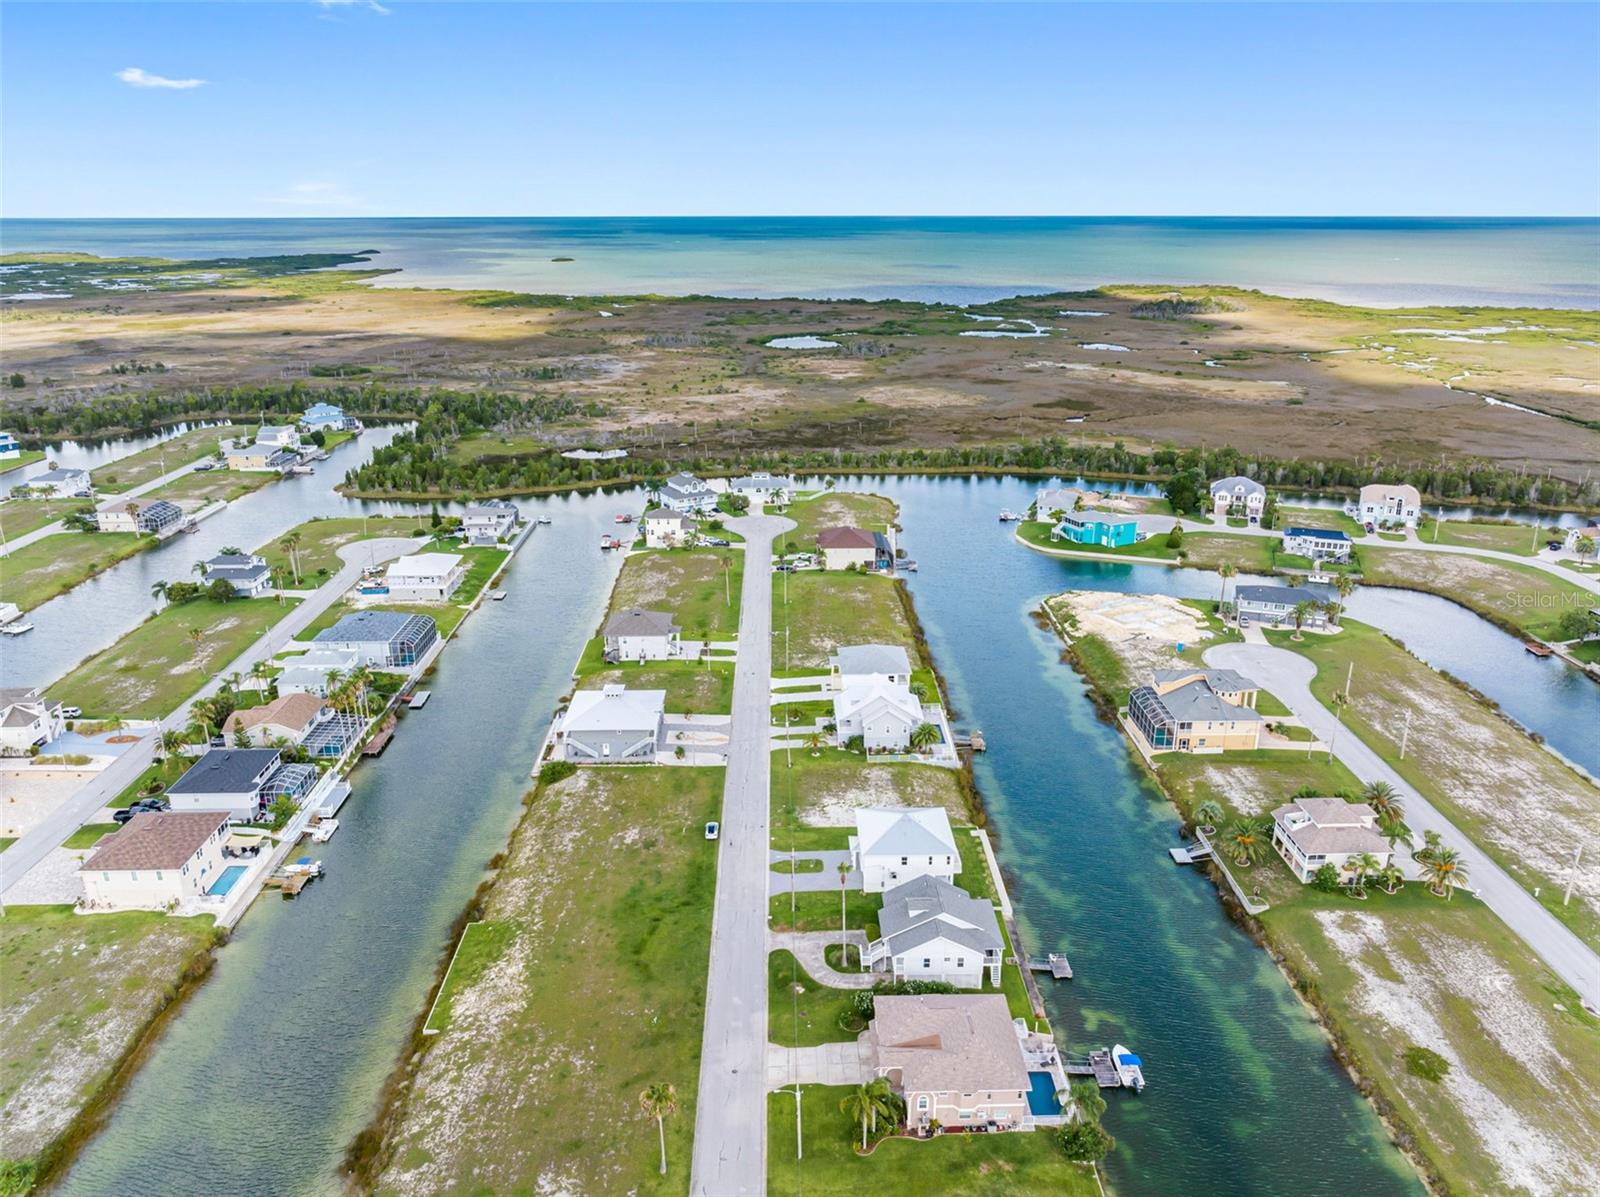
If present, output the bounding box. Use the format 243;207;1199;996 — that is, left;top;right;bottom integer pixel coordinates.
82;811;226;872
816;526;878;549
223;693;326;736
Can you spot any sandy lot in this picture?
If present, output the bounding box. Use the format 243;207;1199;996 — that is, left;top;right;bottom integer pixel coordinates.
0;768;97;839
1051;589;1214;677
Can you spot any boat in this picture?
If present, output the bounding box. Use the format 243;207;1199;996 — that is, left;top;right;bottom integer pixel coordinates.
290;464;316;475
537;515;552;525
998;509;1022;522
0;602;24;626
490;589;508;601
290;856;324;877
408;690;432;710
0;621;34;636
1525;641;1554;658
1112;1044;1145;1093
901;560;918;572
614;512;634;524
309;819;339;843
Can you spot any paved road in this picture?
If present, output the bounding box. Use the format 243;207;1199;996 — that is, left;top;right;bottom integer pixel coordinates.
0;538;417;894
691;512;791;1197
1205;640;1600;1008
0;458;208;558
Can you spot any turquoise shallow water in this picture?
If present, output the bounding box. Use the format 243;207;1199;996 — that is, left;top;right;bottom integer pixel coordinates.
3;216;1596;307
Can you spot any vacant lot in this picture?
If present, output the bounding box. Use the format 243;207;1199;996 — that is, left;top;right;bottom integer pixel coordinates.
0;532;150;611
1360;548;1593;639
1424;518;1554;557
611;547;743;640
371;766;721;1197
261;516;434;579
0;499;85;540
1273;620;1600;946
91;425;248;493
144;467;273;508
0;905;219;1180
777;572;918;670
768;1086;1099;1197
772;750;968;831
785;491;898;548
53;596;297;718
1267;889;1600;1197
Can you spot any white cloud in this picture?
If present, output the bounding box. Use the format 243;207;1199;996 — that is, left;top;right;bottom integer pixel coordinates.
265;181;361;209
316;0;392;15
116;67;207;90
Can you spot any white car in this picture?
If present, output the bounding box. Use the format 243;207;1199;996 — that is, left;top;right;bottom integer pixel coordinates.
60;706;82;719
704;821;720;840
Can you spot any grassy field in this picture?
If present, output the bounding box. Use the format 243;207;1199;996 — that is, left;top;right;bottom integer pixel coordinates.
1015;520;1277;572
0;449;46;475
610;547;744;640
0;532;150;611
91;425;247;493
1360;547;1594;639
775;571;919;670
771;749;969;833
0;905;220;1180
1420;517;1554;557
784;491;898;548
768;951;862;1047
421;921;517;1035
0;498;84;540
260;516;435;579
768;1086;1100;1197
371;766;722;1196
144;467;274;507
1275;504;1366;537
1268;620;1600;947
1263;885;1600;1197
52;596;298;718
582;653;736;713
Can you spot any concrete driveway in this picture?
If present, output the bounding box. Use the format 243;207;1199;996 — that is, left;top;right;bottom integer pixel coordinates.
768;849;860;894
1205;640;1600;1008
770;930;873;988
690;511;793;1197
766;1037;874;1089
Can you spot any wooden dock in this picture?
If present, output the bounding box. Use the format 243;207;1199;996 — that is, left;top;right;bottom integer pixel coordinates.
952;730;987;752
1027;954;1074;980
1064;1049;1123;1088
264;871;313;897
362;714;397;756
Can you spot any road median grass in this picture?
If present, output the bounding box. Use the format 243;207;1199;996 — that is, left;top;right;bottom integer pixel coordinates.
52;596;300;718
0;532;151;611
369;766;721;1196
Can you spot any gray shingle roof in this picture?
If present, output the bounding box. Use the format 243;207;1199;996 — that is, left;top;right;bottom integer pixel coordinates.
82;811;226;872
168;748;281;795
877;876;1001;957
1141;679;1263;724
603;608;680;638
1152;667;1257;693
1236;584;1323;607
831;644;912;678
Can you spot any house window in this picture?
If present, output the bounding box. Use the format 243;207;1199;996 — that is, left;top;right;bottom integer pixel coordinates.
956;958;965;968
155;871;163;881
900;856;908;866
922;958;931;969
917;1096;929;1112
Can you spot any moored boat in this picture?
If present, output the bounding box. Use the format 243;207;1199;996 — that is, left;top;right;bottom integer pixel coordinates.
1113;1044;1145;1092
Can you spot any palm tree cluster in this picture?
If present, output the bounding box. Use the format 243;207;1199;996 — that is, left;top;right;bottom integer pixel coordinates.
838;1078;902;1151
1412;830;1470;899
323;666;378;722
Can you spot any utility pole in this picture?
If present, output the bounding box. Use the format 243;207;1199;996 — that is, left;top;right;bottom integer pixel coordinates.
1564;846;1583;907
1345;660;1355;702
1399;709;1412;760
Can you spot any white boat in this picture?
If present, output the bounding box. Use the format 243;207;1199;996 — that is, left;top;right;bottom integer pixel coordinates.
408;690;432;710
1112;1044;1145;1093
0;621;34;636
290;464;316;475
309;819;339;843
0;602;23;626
998;509;1022;522
537;515;552;525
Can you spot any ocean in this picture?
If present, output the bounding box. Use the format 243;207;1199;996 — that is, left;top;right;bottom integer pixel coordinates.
2;215;1597;308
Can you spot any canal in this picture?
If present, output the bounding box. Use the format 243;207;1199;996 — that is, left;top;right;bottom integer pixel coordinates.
53;490;628;1196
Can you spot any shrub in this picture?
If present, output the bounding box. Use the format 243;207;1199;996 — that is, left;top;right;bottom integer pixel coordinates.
1166;525;1185;550
539;760;577;786
1056;1120;1114;1161
1312;863;1341;893
1403;1045;1451;1082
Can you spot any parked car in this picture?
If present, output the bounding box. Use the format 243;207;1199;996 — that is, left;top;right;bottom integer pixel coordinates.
112;807;139;824
704;821;720;840
705;537;731;547
192;462;215;472
136;796;170;812
60;705;82;718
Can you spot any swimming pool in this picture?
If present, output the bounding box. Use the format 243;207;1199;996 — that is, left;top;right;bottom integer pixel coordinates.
207;865;248;897
1026;1071;1062;1116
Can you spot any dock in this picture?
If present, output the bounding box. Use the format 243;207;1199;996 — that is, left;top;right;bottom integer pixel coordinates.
1169;840;1214;865
1027;953;1074;980
363;714;397;755
1064;1049;1123;1089
1525;641;1554;658
953;729;986;752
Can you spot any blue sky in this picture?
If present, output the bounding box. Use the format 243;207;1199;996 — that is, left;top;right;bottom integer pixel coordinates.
3;1;1596;217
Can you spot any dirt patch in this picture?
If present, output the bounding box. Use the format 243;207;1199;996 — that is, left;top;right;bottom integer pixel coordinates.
800;765;966;826
1052;590;1213;678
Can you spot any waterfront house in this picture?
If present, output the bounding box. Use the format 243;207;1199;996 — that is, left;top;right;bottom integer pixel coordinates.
1353;483;1421;529
1271;797;1393;883
1235;584;1329;629
1033;486;1095;521
383;552;466;602
834;678;924;752
864;875;1003;987
1052;512;1138;549
1127;668;1263;754
602;608;682;662
27;467;91;498
729;471;795;504
557;684;665;764
852;807;960;892
301;402;356;432
0;686;66;756
1563;523;1600;555
166;748;316;821
255;424;302;450
226;442;298;472
816;525;893;571
201;552;273;597
1282;527;1352;563
223;693;340;748
0;431;20;460
461;500;519;546
80;811;229;911
643;508;693;549
1209;475;1267;523
868;994;1030;1133
276;647;361;697
829;644;914;690
314;610;439;669
659;472;718;514
95;497;185;536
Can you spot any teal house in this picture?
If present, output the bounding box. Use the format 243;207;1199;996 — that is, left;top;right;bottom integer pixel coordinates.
1054;512;1139;548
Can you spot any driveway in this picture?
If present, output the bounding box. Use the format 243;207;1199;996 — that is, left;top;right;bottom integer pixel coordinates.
769;930;873;988
768;849;860;894
1205;640;1600;1008
690;511;793;1197
765;1037;874;1089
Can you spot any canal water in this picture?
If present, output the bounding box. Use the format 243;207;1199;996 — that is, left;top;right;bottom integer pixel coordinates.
53;491;627;1196
0;422;234;498
872;473;1426;1195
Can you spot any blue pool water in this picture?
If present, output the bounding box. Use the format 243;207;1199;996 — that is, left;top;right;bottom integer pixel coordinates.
1026;1071;1062;1116
206;866;247;898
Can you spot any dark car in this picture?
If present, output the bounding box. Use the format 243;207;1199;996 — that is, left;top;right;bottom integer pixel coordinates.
705;537;731;547
112;807;139;825
1547;540;1565;551
136;796;171;812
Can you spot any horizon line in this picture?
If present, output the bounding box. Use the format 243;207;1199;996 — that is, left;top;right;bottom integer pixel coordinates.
3;212;1597;222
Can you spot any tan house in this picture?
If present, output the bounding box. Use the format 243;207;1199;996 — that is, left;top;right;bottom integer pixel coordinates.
1272;797;1394;883
80;811;229;910
642;508;693;549
223;693;332;746
95;498;185;535
869;994;1031;1133
816;526;892;572
1127;667;1263;754
1354;482;1421;529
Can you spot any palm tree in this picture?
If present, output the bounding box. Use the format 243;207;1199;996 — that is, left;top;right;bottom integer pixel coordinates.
150;580;170;607
280;533;304;585
1347;852;1382;896
1378;814;1409;852
1223;816;1272;867
187;626;206;674
1422;846;1469;899
866;1076;897;1135
1290;600;1314;640
1217;562;1236;609
909;722;940;753
1377;863;1405;895
192;559;208;578
638;1081;677;1176
157;728;186;760
1361;781;1404;822
1412;828;1443;866
1332;573;1356;623
805;730;824;757
838;1082;896;1151
1194;799;1224;830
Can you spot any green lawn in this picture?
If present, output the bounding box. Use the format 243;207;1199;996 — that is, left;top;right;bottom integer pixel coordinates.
1359;547;1594;639
422;921;517;1034
1571;640;1600;664
775;570;920;670
372;766;722;1196
1016;520;1277;572
1421;516;1555;557
106;757;194;808
1269;619;1600;947
768;1087;1100;1197
260;515;435;580
0;905;220;1177
1254;689;1293;717
0;448;46;475
1276;505;1366;537
0;532;151;611
771;749;969;835
586;658;736;714
143;467;273;507
0;498;85;540
92;425;248;493
769;951;865;1047
784;491;898;549
61;823;121;850
609;547;744;640
52;596;299;718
